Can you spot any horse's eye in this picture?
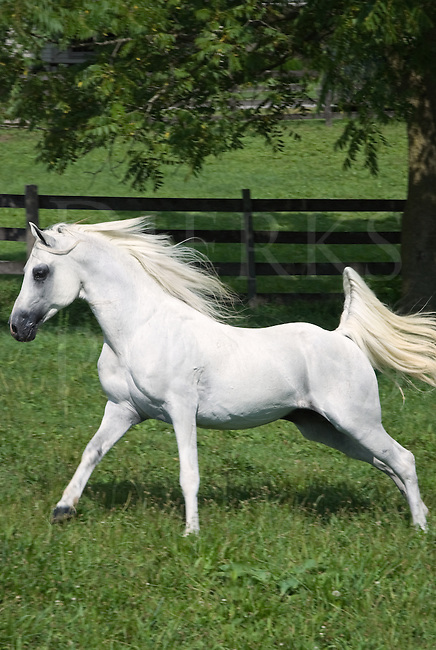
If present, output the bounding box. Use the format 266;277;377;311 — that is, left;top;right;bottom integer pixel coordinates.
33;264;50;282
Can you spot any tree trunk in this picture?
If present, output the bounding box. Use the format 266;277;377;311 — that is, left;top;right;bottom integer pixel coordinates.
401;71;436;310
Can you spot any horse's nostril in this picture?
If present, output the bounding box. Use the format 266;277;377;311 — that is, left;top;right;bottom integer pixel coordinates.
10;322;17;334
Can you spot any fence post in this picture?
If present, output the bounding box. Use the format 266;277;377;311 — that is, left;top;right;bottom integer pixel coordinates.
242;188;256;301
324;90;333;126
25;184;39;258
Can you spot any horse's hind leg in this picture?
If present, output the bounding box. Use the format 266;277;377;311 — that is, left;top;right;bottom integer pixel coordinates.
355;425;428;530
289;409;428;530
289;410;407;497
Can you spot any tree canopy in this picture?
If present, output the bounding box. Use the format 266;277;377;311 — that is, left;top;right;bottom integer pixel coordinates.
0;1;306;189
1;1;434;186
2;1;436;305
296;1;436;306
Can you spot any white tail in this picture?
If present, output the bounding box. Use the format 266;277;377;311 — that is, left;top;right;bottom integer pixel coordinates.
338;267;436;386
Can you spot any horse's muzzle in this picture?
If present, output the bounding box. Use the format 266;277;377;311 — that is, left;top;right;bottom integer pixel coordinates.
9;310;41;342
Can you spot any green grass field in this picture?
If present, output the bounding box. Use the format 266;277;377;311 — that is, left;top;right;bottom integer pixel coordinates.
0;121;406;298
0;120;408;198
0;124;435;649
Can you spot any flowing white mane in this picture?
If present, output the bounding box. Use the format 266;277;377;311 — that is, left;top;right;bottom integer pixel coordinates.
61;217;235;321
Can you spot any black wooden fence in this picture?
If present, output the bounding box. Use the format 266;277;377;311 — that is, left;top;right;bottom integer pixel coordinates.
0;185;404;300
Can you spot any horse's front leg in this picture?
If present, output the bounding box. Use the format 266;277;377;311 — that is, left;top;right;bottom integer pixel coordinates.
172;411;200;535
52;400;141;522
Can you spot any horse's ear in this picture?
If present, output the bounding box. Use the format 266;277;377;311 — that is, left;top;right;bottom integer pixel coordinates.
30;223;52;248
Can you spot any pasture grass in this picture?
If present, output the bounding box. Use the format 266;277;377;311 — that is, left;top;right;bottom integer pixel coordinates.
0;306;435;649
0;123;435;648
0;121;406;298
0;121;407;199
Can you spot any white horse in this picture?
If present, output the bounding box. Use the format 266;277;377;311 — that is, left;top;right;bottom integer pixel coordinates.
9;218;436;533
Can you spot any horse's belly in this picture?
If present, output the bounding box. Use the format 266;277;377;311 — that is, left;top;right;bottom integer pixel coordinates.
195;371;303;430
196;405;294;430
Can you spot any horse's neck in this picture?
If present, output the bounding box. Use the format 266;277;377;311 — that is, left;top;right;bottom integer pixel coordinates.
78;242;165;352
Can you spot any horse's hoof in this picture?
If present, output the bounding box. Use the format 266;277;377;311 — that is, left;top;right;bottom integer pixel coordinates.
51;505;77;524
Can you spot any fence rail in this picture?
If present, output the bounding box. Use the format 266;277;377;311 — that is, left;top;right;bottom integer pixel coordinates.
0;185;405;299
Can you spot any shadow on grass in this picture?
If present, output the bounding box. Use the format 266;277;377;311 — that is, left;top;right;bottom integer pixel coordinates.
86;475;378;525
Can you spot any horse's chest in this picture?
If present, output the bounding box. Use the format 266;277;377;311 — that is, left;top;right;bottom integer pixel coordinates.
126;347;201;421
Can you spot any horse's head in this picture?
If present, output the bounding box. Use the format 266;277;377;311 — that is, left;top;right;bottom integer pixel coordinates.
9;223;82;342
